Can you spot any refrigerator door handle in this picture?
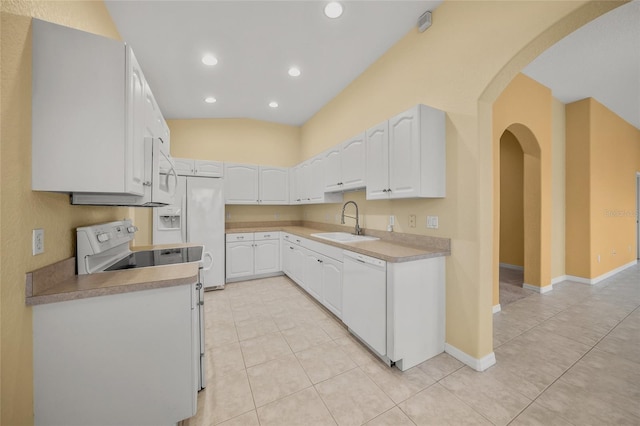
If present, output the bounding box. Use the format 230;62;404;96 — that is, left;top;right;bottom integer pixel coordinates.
182;193;188;243
202;251;214;271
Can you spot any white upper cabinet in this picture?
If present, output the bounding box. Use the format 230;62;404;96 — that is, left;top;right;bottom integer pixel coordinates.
365;121;390;200
224;163;288;204
259;166;289;204
169;158;223;177
324;133;366;192
366;104;445;200
341;134;366;190
31;19;164;195
224;163;259;204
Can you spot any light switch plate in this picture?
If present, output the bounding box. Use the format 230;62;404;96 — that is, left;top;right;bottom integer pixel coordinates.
426;216;439;229
409;214;416;228
33;228;44;255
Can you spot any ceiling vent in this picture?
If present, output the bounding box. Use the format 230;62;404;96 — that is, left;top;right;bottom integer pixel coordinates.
418;11;432;33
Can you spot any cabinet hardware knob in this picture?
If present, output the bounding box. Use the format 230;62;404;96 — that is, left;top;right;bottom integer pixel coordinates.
382;189;387;193
289;247;294;250
387;188;392;192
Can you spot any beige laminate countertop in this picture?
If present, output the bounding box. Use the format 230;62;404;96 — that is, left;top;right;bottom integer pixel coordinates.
26;245;201;306
227;225;450;263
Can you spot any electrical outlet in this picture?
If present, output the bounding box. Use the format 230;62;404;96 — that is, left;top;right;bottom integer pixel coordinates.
389;215;395;226
226;212;231;219
274;212;280;220
597;254;601;263
409;214;416;228
612;249;616;255
33;228;44;255
426;216;439;229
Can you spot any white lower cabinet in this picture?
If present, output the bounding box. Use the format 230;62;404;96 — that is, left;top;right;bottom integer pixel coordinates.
282;233;343;319
226;232;281;282
33;284;197;425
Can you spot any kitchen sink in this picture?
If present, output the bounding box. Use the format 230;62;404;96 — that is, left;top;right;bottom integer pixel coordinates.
310;232;380;243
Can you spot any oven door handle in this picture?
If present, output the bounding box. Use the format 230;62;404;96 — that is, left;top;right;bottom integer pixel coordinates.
202;251;214;271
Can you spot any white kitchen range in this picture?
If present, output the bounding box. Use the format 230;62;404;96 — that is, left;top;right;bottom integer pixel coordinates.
31;220;205;425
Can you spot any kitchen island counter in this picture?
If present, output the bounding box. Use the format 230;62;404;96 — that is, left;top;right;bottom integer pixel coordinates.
25;244;200;306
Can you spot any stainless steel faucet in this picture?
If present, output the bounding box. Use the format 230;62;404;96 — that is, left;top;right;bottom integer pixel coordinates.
341;201;361;235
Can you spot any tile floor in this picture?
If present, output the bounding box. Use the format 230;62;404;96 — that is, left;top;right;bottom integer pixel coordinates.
498;267;534;307
183;264;640;426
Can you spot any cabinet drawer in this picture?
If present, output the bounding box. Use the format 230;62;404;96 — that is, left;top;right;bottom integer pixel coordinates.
282;233;304;245
254;231;279;241
226;233;254;242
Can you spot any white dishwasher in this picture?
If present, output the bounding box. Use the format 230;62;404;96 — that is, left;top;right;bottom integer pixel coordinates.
342;251;387;357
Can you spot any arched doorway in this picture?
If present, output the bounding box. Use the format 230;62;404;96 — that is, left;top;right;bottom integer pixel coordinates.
498;130;527;306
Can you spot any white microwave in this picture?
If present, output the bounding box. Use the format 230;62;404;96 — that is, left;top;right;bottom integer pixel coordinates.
71;137;177;207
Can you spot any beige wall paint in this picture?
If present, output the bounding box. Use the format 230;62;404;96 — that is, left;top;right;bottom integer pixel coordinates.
1;2;126;424
298;1;614;360
552;98;567;279
499;131;525;268
567;98;640;279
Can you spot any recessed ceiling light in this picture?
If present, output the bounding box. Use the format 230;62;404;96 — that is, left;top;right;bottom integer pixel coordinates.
269;101;279;108
201;54;218;66
288;67;301;77
204;96;217;104
324;2;343;19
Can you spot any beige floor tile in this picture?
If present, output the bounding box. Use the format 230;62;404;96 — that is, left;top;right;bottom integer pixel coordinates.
595;312;640;363
535;315;613;346
296;340;357;384
317;317;350;339
333;335;379;366
440;366;531;425
206;341;245;379
206;320;239;349
536;377;640;425
398;383;492;425
416;352;464;382
246;353;312;407
200;369;255;425
552;348;640;417
360;360;435;404
256;387;337;426
240;332;293;368
509;402;574;426
282;324;333;353
315;368;395;426
365;407;416;426
216;410;260;426
235;315;279;341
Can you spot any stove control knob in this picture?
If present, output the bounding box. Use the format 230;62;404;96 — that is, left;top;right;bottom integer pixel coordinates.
127;226;138;233
97;233;110;243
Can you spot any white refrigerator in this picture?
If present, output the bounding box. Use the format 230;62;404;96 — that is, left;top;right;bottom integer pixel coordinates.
153;176;225;289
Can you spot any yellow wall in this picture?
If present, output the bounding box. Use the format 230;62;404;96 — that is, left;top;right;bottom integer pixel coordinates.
0;2;126;424
499;131;525;267
566;98;640;279
552;98;566;280
298;1;613;359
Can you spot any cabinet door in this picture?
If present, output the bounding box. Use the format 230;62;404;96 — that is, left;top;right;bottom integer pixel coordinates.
304;252;323;302
254;240;280;275
172;158;195;176
341;133;366;190
224;163;259;204
126;47;146;195
282;243;293;276
260;166;289;204
324;148;342;192
322;257;343;319
299;162;311;204
226;242;255;279
389;106;421;198
194;160;223;177
289;246;306;287
365;122;390;200
308;157;325;203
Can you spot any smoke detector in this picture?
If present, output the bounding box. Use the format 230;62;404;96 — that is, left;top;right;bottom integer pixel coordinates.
418;11;432;33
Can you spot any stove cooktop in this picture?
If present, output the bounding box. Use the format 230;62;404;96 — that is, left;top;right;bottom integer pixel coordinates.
104;246;203;271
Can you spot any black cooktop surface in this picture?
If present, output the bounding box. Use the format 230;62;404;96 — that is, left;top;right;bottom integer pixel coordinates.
105;246;203;271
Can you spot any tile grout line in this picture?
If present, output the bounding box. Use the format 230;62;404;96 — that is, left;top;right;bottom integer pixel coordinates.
504;287;640;425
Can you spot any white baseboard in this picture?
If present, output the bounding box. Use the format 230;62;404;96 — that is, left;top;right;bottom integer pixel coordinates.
566;260;638;285
492;304;501;314
523;282;553;294
551;275;568;285
444;343;496;372
499;263;524;271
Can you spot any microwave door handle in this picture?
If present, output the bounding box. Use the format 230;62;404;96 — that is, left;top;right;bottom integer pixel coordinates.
159;149;179;198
